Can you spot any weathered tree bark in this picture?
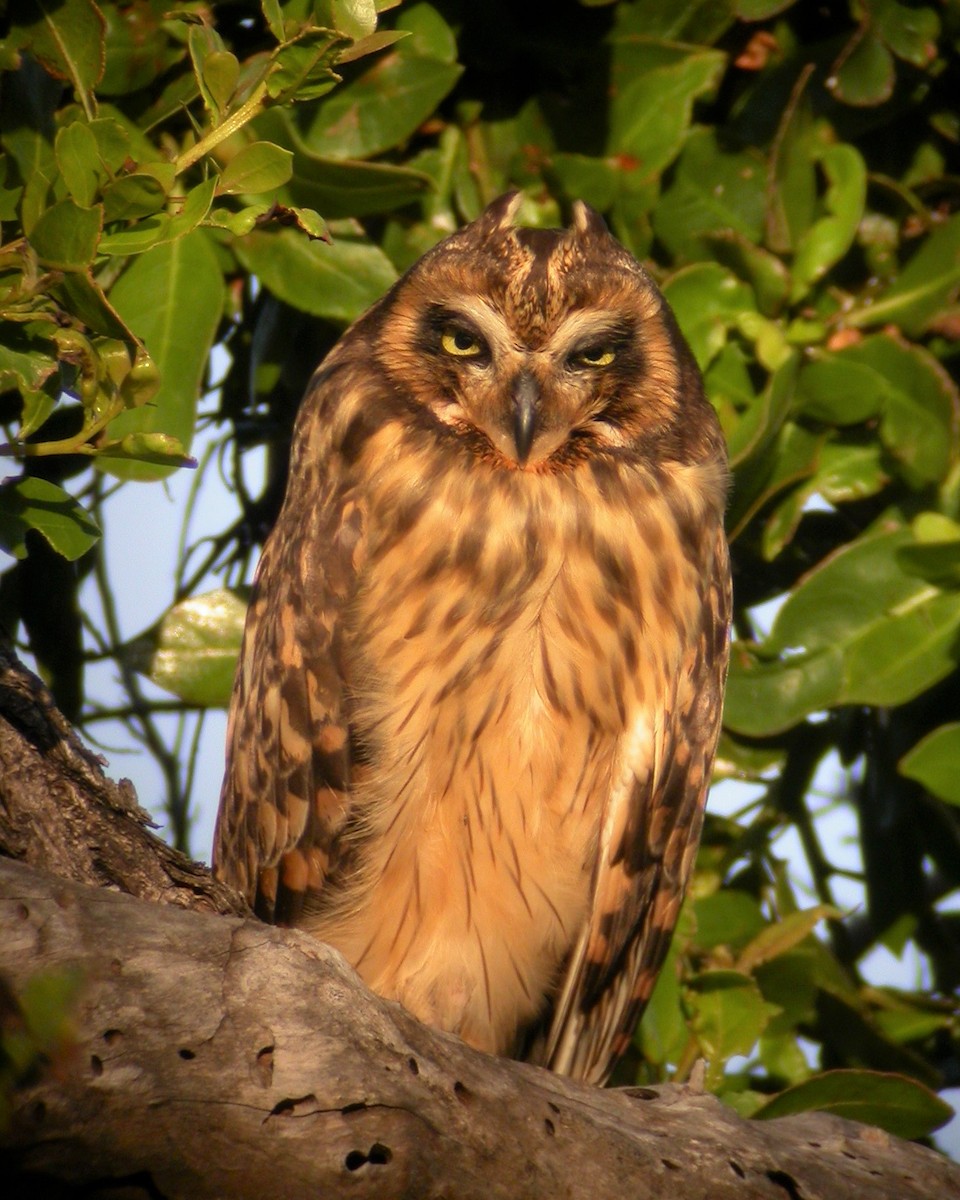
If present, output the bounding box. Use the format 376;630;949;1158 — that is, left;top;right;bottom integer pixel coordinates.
1;646;958;1199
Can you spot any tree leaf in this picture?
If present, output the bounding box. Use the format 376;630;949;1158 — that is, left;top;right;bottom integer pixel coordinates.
302;52;462;160
724;643;843;737
848;213;960;335
253;108;432;217
0;477;100;561
737;906;839;974
692;891;767;952
128;588;247;707
103;229;223;480
54;121;102;207
753;1070;953;1139
686;970;780;1075
5;0;105;98
99;176;216;256
608;52;727;181
829;29;895;107
791;144;866;297
899;723;960;805
235;224;397;324
654;128;766;262
661;263;756;369
218;141;293;196
28;198;102;269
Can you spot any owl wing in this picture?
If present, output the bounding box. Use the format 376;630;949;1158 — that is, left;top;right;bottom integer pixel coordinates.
213;365;364;925
538;523;731;1085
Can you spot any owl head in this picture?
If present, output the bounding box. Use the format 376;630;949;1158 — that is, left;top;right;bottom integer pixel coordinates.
348;194;718;473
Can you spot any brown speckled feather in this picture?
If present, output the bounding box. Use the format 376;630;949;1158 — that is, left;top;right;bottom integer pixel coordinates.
214;194;731;1085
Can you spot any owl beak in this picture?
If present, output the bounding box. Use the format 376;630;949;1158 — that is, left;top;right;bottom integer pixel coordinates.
511;371;539;464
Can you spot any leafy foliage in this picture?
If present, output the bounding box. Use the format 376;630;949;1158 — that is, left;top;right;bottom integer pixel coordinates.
1;0;959;1146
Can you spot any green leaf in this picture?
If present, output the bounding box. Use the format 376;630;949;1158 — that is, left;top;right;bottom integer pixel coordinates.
235;224;397;324
796;353;882;425
766;92;817;255
661;263;756;369
396;2;457;64
791;144;866;297
814;440;888;505
0;324;59;395
611;0;734;41
737;906;839;974
5;0;105;98
654;127;766;262
330;0;378;42
253;109;432;217
55;121;102;208
848;213;960;335
87;119;131;177
28;198;102;269
608;52;726;181
829;29;895;107
703;231;790;317
692;891;767;952
724;642;843;737
899;723;960;805
0;477;100;561
98;2;184;96
53;271;135;341
302;51;462;159
687;970;780;1078
797;335;957;487
721;352;795;469
99;176;217;256
726;519;960;735
102;172;170;222
17;384;58;440
218;142;293;196
874;0;940;68
103;229;223;481
202;49;240;114
265;32;347;105
728;417;821;545
753;1070;952;1139
128;588;247;707
638;942;688;1067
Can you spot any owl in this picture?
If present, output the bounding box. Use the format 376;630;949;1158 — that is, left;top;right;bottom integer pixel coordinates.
213;193;731;1085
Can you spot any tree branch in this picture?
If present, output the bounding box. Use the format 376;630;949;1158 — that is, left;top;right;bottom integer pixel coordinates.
1;644;958;1198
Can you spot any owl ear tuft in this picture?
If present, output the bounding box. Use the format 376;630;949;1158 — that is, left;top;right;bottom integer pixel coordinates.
476;191;523;234
571;200;609;240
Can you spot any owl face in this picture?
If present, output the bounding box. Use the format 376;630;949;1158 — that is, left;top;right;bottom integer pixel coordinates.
367;194;707;473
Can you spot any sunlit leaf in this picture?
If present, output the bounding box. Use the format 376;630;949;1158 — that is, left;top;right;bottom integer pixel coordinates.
753;1070;952;1139
608;52;726;181
218;141;293;196
662;263;756;369
235;224;397;324
302;51;461;160
128;588;247;707
654;128;766;262
687;970;780;1080
104;229;223;480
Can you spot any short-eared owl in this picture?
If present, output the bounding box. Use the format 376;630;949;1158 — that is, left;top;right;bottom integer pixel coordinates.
214;193;731;1084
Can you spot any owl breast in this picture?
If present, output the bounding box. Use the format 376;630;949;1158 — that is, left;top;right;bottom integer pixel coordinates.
300;422;711;1055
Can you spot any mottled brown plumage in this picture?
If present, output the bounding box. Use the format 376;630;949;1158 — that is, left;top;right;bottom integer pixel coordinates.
214;194;731;1084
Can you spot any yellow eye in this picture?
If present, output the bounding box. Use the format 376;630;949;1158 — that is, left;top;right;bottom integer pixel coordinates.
441;328;483;357
576;345;615;367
